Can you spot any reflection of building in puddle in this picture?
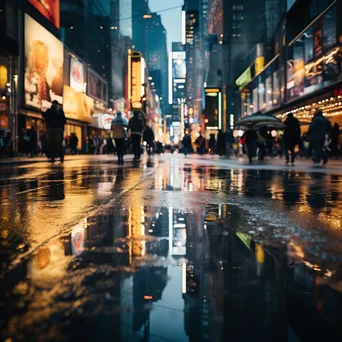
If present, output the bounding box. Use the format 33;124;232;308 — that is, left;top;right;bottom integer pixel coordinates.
128;206;146;260
168;208;188;258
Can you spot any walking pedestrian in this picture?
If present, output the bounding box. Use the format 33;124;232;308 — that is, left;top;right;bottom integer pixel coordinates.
225;130;234;157
283;113;301;165
40;130;48;156
209;134;216;155
217;130;226;156
308;109;332;165
182;131;191;156
29;126;38;157
143;125;155;155
106;134;114;155
195;133;206;155
330;123;340;158
69;132;78;155
257;130;266;162
112;112;128;164
128;111;144;161
242;124;258;164
43;100;66;163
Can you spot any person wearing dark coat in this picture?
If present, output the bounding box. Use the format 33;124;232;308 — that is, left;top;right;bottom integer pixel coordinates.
217;130;226;156
209;134;216;155
242;124;258;164
330;123;340;158
143;125;155;155
128;111;144;160
29;126;38;157
283;113;301;164
69;133;79;155
43;100;67;162
308;109;332;165
182;132;192;156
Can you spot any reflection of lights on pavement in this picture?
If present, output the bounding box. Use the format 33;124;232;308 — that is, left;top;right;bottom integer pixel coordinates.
169;207;173;256
182;262;186;294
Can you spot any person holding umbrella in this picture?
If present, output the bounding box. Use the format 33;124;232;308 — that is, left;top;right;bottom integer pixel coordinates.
242;123;258;164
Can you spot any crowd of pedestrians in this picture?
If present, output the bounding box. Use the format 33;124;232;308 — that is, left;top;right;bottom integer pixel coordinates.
1;104;340;167
241;109;339;165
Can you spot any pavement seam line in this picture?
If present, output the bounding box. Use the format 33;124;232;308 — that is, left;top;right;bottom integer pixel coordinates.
7;166;158;272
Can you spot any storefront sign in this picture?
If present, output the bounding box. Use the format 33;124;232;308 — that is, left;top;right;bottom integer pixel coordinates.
63;85;93;123
92;113;115;130
70;57;84;92
236;67;252;90
24;15;64;111
0;65;8;90
28;0;60;29
131;60;142;109
255;56;265;75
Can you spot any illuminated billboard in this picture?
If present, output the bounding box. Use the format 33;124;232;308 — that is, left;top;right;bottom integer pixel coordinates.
88;69;108;103
131;58;142;109
24;14;64;111
28;0;60;29
63;85;93;123
172;59;186;81
70;57;85;92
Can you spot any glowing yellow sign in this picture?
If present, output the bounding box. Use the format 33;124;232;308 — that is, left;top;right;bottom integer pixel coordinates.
0;65;8;90
255;56;265;75
205;88;220;93
131;60;142;109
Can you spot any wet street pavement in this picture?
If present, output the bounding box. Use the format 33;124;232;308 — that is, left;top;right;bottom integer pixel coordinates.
0;155;342;342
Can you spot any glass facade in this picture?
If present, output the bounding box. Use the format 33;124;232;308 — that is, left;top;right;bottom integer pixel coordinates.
120;0;132;38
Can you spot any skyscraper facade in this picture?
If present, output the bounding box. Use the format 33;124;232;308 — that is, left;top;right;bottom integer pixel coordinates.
144;13;168;114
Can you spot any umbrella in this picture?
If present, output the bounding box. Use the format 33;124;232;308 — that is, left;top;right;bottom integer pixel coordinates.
253;121;286;129
235;113;282;127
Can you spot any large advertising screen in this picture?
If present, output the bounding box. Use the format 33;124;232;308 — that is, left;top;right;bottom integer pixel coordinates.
28;0;60;29
173;59;186;81
63;86;93;123
24;14;64;111
70;57;84;93
88;69;108;104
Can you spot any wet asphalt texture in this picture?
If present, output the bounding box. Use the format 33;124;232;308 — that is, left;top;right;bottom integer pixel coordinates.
0;154;341;342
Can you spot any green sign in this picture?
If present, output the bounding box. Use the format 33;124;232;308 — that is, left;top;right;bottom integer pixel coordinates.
236;67;252;90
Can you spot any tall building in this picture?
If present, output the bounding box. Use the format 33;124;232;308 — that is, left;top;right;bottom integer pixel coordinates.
60;0;112;84
220;0;266;126
183;1;204;124
132;0;150;56
170;43;186;125
144;13;168;114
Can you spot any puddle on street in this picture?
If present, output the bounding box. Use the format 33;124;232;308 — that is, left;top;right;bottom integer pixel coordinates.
0;204;341;342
